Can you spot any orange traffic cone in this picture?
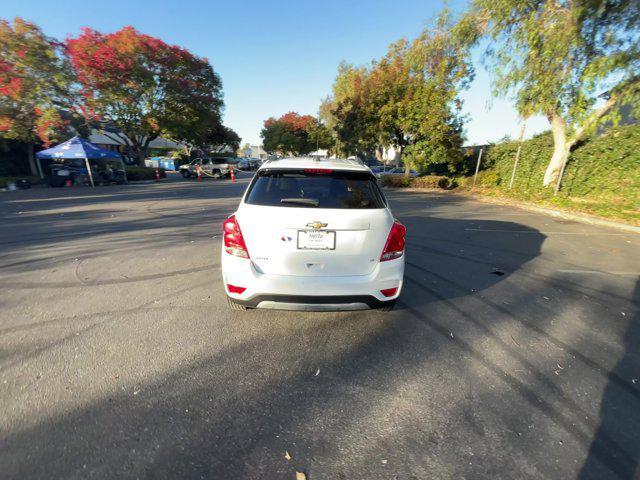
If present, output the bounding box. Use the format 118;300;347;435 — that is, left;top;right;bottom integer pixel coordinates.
65;178;73;187
196;164;202;182
230;165;235;182
155;168;161;181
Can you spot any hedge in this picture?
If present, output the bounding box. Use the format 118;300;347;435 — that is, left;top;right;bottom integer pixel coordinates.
125;166;166;181
380;175;410;188
411;175;452;189
476;125;640;199
457;124;640;222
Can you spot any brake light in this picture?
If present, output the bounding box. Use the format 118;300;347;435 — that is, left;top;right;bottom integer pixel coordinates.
380;220;406;261
380;287;398;297
223;214;250;258
304;168;333;174
227;284;246;294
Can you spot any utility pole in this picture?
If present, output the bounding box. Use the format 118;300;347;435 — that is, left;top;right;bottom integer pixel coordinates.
472;147;483;188
509;122;527;189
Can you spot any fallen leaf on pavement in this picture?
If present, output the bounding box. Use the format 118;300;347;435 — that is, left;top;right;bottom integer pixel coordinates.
296;472;307;480
284;451;291;460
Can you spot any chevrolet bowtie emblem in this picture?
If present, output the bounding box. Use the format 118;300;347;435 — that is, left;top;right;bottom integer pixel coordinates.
307;221;328;230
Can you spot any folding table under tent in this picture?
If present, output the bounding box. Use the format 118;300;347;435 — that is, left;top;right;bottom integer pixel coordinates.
35;136;125;187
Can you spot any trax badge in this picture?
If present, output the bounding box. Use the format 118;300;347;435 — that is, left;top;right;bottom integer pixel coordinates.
306;221;328;230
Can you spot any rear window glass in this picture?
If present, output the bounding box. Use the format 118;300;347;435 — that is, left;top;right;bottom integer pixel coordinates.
245;169;386;209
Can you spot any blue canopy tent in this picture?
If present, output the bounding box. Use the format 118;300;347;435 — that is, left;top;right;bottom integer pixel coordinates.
36;136;125;187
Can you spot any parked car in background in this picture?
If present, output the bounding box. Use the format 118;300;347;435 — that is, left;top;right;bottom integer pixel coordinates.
179;157;231;179
374;166;419;178
369;166;387;176
238;157;262;170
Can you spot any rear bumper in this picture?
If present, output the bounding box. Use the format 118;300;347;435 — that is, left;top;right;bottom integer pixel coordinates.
230;294;395;311
221;251;404;309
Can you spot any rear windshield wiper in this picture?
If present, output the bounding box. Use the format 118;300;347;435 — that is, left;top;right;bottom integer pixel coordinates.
280;198;319;207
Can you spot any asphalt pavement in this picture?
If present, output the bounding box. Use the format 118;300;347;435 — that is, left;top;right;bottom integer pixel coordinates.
0;173;638;480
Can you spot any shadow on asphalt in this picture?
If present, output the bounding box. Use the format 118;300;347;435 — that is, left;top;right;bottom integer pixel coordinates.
0;180;247;276
578;279;640;480
1;184;639;479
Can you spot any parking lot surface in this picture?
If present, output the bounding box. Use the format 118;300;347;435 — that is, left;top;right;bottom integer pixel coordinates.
1;175;639;480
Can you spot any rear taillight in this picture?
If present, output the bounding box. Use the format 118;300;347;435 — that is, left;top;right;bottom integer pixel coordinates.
223;214;250;258
380;220;406;262
304;168;332;174
380;287;398;297
227;284;246;294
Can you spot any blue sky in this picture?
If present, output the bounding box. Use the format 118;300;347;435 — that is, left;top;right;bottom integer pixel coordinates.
3;0;548;146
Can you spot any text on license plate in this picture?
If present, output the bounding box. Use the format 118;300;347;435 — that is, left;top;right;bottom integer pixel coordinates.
297;230;336;250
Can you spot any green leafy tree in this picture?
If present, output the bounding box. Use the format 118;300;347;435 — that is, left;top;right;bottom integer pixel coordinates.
0;18;77;175
462;0;640;188
306;117;334;154
401;11;472;175
323;11;473;176
208;124;241;154
320;63;381;157
67;26;224;166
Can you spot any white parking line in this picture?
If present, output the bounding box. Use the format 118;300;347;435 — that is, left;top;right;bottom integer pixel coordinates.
464;228;633;236
556;269;639;276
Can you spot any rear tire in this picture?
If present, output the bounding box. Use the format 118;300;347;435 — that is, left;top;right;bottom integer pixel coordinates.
212;169;222;179
181;170;191;178
227;296;246;311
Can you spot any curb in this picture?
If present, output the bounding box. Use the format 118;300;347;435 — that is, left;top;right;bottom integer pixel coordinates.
384;187;640;234
469;193;640;234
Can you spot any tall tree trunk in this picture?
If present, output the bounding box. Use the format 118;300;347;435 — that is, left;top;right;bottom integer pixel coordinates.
133;139;151;167
543;113;569;187
402;146;411;178
543;96;618;188
375;146;383;163
137;152;146;167
26;143;40;177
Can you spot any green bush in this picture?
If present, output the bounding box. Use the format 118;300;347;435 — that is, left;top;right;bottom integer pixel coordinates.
380;175;410;188
452;176;472;188
480;131;553;191
125;167;166;181
473;125;640;200
411;175;451;189
451;124;640;222
562;126;640;199
475;170;501;187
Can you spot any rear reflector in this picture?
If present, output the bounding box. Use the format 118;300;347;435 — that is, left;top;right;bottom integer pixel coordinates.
380;287;398;297
380;219;406;262
304;168;333;174
227;284;246;294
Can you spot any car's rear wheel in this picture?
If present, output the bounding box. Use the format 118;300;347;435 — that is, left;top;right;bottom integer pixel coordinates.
211;169;222;179
181;170;191;178
227;296;246;311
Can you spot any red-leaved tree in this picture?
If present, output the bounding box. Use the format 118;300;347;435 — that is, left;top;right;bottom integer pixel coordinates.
261;112;329;156
67;26;224;166
0;18;75;175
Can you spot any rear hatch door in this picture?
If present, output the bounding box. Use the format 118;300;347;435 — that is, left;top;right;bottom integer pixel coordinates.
237;168;392;277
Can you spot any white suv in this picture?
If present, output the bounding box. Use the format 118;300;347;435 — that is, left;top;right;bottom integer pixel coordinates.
221;157;405;311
